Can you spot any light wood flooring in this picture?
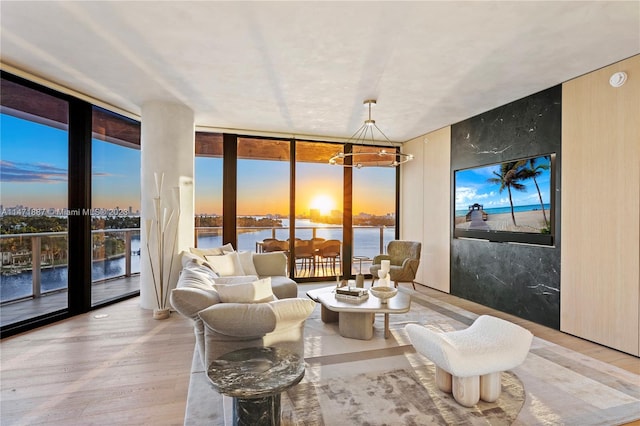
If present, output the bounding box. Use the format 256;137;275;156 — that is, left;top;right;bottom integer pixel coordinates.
1;282;638;425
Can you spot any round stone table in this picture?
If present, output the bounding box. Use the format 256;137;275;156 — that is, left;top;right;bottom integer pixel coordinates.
207;346;305;426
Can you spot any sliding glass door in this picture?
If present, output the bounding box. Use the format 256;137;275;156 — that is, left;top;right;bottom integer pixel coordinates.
91;107;141;305
0;77;70;329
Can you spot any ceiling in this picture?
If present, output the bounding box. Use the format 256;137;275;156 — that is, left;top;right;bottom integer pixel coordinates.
1;1;639;143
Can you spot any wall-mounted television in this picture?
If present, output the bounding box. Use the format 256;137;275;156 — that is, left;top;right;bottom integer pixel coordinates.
453;154;555;246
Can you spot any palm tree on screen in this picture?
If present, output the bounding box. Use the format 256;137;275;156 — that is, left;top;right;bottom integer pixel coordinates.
487;160;527;226
521;156;550;225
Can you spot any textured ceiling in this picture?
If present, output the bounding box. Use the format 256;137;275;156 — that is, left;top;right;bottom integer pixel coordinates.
1;1;639;142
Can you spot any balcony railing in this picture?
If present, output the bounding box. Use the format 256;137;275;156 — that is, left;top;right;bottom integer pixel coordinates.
1;225;393;305
195;225;393;277
1;229;140;305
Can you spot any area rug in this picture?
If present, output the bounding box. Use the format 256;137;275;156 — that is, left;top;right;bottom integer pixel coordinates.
282;366;525;425
183;284;640;426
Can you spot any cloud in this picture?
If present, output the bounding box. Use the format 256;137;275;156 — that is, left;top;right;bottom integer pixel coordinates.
455;187;489;209
0;160;67;183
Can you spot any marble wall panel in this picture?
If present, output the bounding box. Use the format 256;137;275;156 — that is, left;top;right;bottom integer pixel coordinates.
450;85;561;329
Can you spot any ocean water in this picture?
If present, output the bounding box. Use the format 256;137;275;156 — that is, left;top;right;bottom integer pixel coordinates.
0;221;394;302
1;237;141;302
455;203;550;217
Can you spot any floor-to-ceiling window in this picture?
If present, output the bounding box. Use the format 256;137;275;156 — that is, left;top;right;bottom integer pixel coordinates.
91;107;141;305
237;137;290;255
191;135;398;281
295;141;344;279
0;73;143;337
351;145;397;275
194;132;223;248
0;77;70;329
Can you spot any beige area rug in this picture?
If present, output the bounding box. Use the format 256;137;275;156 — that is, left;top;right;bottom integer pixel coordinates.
184;284;640;425
282;366;524;425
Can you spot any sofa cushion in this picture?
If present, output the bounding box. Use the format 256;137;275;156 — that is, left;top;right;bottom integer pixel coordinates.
269;298;317;330
237;250;258;276
205;252;245;276
170;287;221;319
269;276;298;299
213;277;274;303
252;252;287;277
198;303;277;337
198;297;315;338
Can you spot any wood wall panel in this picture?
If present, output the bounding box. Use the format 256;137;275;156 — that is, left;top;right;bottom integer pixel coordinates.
422;127;451;293
561;55;640;356
400;127;451;292
400;135;425;284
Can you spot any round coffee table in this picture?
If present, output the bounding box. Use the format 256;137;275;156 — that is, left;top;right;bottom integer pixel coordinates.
207;346;305;426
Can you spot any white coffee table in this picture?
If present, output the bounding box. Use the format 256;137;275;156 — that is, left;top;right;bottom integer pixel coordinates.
306;285;411;340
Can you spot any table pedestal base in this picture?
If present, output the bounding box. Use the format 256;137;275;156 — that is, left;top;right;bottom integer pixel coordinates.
321;304;339;323
339;311;374;340
233;394;281;426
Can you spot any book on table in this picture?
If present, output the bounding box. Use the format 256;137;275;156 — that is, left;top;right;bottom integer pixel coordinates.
335;292;369;303
335;286;369;302
335;286;368;297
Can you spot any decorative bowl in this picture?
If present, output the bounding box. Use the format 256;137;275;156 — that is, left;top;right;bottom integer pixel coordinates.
369;286;398;303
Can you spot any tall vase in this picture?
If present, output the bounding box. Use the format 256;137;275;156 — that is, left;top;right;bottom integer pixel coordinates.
153;308;171;320
145;172;180;320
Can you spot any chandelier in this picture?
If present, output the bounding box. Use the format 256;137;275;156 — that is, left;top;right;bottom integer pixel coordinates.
329;100;413;168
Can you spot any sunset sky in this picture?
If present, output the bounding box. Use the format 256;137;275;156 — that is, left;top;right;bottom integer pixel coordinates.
2;113;395;216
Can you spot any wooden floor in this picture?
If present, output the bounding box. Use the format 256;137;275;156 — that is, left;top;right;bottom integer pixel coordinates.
0;282;638;425
414;285;640;376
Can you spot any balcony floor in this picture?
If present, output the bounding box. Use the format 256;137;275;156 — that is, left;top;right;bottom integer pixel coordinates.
1;276;139;329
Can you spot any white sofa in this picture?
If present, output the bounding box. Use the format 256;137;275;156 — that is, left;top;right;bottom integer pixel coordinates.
170;248;315;368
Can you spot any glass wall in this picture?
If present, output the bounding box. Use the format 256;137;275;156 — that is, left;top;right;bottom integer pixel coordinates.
0;77;70;328
351;146;397;275
197;137;398;281
91;107;141;305
194;132;223;248
237;137;290;254
295;142;344;279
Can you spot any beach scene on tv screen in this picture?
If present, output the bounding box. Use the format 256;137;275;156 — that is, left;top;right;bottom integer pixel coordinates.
455;155;552;234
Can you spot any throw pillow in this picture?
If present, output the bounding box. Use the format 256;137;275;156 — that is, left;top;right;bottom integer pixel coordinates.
237;250;258;276
213;277;274;303
205;252;245;276
170;287;221;319
177;267;217;291
183;259;219;281
190;243;235;259
212;276;259;285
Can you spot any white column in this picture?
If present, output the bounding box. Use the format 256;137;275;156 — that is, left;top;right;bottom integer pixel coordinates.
140;101;194;310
